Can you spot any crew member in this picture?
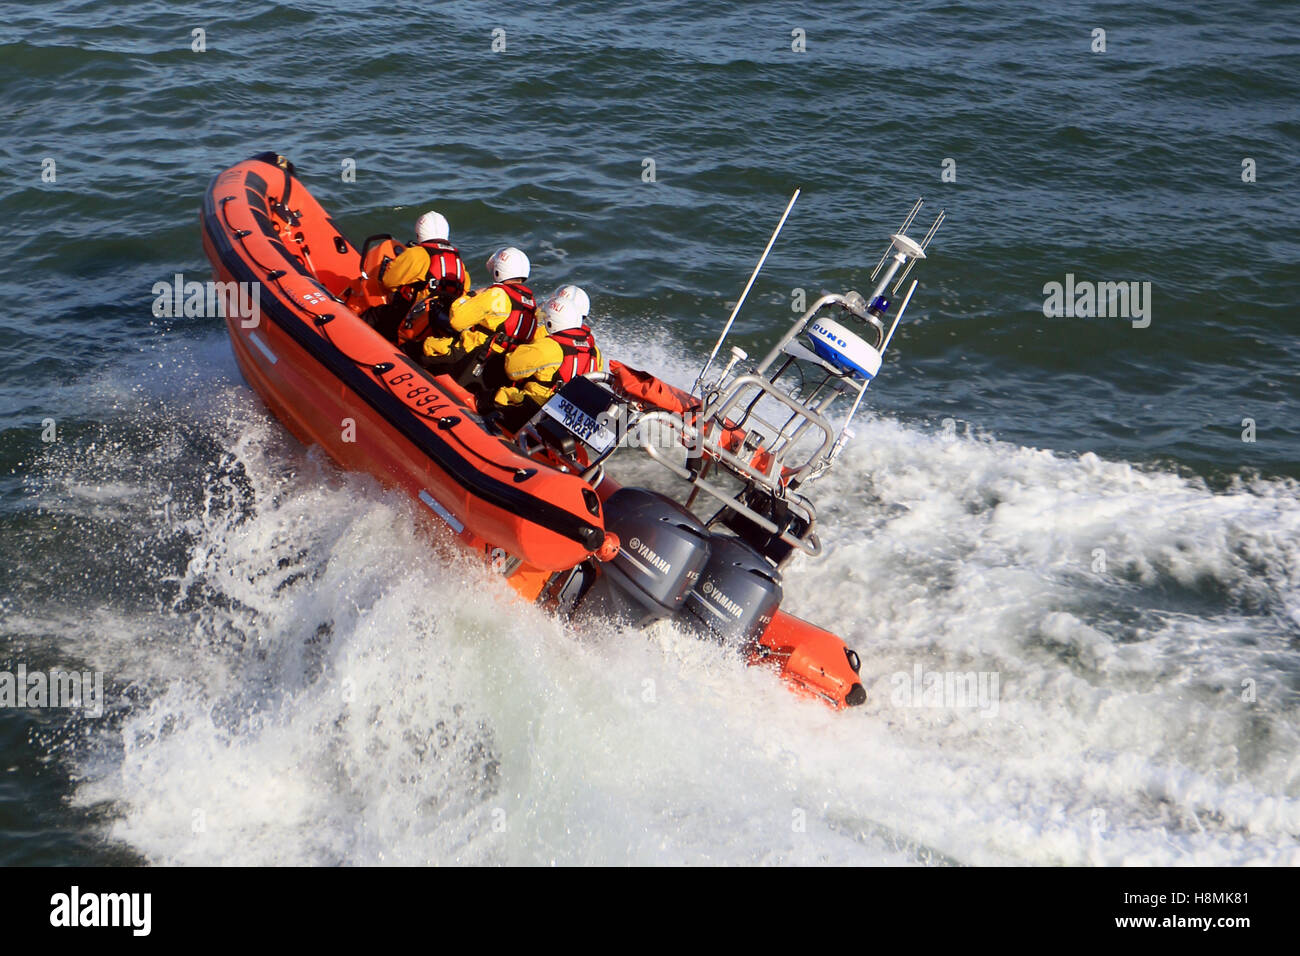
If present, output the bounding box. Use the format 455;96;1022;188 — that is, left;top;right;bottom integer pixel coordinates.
422;246;537;388
493;285;602;416
373;210;470;346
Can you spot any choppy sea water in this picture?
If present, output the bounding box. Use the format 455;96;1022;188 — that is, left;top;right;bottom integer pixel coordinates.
0;0;1297;864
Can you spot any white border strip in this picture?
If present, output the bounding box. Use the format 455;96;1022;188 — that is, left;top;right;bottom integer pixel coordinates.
418;490;465;533
248;331;278;365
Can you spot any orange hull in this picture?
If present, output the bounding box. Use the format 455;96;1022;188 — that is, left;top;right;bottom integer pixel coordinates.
200;153;863;709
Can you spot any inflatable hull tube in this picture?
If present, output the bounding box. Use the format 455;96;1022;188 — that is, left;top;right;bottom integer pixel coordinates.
200;154;605;573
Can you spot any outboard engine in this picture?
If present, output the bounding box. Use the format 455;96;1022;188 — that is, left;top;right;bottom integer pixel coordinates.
577;487;711;626
681;533;782;645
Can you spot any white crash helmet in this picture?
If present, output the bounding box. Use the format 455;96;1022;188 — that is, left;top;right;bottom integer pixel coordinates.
539;285;590;333
414;210;450;243
486;246;530;283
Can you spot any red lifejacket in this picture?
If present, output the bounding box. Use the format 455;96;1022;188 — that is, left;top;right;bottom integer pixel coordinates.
550;326;600;382
415;239;466;301
394;240;469;346
494;281;537;347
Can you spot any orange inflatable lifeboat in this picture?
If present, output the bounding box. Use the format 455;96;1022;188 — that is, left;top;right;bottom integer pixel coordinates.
200;152;868;709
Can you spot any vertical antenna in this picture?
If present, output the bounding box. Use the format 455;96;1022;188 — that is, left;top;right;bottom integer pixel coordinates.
880;279;918;355
920;209;945;250
871;198;923;281
695;189;800;394
891;209;945;294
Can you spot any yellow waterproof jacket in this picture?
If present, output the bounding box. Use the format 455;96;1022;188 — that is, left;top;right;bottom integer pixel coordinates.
424;283;534;358
382;245;471;297
494;329;604;407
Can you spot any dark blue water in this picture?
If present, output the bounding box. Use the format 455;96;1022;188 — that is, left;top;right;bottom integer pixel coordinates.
0;1;1297;864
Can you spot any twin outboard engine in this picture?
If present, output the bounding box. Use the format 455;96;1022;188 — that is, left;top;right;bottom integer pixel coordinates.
578;487;712;626
681;533;783;645
576;488;783;642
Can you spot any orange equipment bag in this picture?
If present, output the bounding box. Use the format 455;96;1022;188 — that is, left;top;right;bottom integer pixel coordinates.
341;235;403;316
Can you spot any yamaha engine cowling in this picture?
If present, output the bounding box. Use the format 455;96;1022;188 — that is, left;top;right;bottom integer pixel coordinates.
681;533;782;645
578;488;711;626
